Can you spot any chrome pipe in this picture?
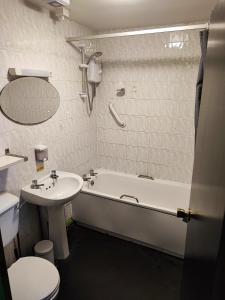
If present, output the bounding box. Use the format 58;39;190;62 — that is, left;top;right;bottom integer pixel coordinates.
81;49;86;95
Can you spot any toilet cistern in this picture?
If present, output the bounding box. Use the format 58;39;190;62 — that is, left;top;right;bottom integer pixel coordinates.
0;192;60;300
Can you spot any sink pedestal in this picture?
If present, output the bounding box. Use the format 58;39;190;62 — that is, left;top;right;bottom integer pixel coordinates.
48;206;69;260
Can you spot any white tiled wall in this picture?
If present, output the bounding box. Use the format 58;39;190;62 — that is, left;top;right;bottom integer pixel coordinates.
0;0;96;254
0;0;201;254
0;0;97;196
96;31;201;183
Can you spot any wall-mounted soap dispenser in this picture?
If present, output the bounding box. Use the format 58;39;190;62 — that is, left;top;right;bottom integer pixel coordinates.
35;145;48;162
35;145;48;172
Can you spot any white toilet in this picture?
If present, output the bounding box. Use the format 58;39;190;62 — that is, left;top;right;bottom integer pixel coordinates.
0;192;60;300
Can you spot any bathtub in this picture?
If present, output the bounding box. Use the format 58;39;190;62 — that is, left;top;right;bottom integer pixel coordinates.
72;169;191;257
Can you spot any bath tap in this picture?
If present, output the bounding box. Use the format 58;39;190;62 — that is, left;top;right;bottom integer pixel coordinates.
83;174;92;181
83;174;95;186
31;180;44;189
90;169;98;176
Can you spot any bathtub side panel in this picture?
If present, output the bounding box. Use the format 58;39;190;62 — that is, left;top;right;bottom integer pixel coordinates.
72;193;187;257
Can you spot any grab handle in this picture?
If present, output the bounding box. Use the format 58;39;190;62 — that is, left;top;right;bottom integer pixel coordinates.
109;102;126;128
120;194;139;203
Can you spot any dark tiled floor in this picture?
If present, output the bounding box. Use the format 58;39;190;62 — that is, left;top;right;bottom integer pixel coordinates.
57;223;183;300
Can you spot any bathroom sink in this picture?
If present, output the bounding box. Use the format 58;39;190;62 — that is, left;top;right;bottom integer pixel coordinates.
21;171;83;207
21;171;83;260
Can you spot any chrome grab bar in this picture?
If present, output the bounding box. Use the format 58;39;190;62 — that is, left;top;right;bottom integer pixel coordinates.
120;194;139;203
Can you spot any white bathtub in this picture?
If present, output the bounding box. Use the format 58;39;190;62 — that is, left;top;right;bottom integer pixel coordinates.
72;169;191;257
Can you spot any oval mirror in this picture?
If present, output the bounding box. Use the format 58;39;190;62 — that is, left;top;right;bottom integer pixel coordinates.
0;77;60;124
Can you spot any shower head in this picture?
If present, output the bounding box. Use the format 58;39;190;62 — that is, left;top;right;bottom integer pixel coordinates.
87;51;103;64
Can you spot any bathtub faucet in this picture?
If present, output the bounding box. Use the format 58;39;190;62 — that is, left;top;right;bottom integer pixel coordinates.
90;169;98;176
83;174;92;181
83;174;95;186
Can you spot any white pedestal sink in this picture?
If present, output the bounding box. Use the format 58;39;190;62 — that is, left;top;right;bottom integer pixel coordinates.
21;171;83;259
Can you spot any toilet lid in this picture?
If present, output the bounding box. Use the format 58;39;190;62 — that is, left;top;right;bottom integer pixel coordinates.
8;257;60;300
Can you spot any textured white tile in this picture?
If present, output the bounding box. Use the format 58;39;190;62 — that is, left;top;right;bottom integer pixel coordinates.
0;0;97;195
96;28;200;183
136;162;148;176
126;146;138;161
0;0;199;189
137;147;148;162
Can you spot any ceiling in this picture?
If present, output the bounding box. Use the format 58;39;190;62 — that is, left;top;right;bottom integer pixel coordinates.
69;0;217;31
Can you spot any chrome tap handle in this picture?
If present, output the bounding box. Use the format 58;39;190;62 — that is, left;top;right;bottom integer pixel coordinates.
83;174;92;181
31;179;44;189
90;169;98;176
32;179;38;185
51;170;59;179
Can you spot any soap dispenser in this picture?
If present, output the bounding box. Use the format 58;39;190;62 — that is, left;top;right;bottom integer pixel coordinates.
35;145;48;162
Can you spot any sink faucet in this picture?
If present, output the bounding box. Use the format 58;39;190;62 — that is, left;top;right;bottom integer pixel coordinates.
50;170;59;186
31;180;44;189
83;174;92;181
50;170;59;179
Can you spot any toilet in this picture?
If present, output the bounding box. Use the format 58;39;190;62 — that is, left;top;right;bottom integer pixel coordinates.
8;257;60;300
0;192;60;300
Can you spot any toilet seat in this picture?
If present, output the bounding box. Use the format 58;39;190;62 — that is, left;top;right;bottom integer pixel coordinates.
8;256;60;300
